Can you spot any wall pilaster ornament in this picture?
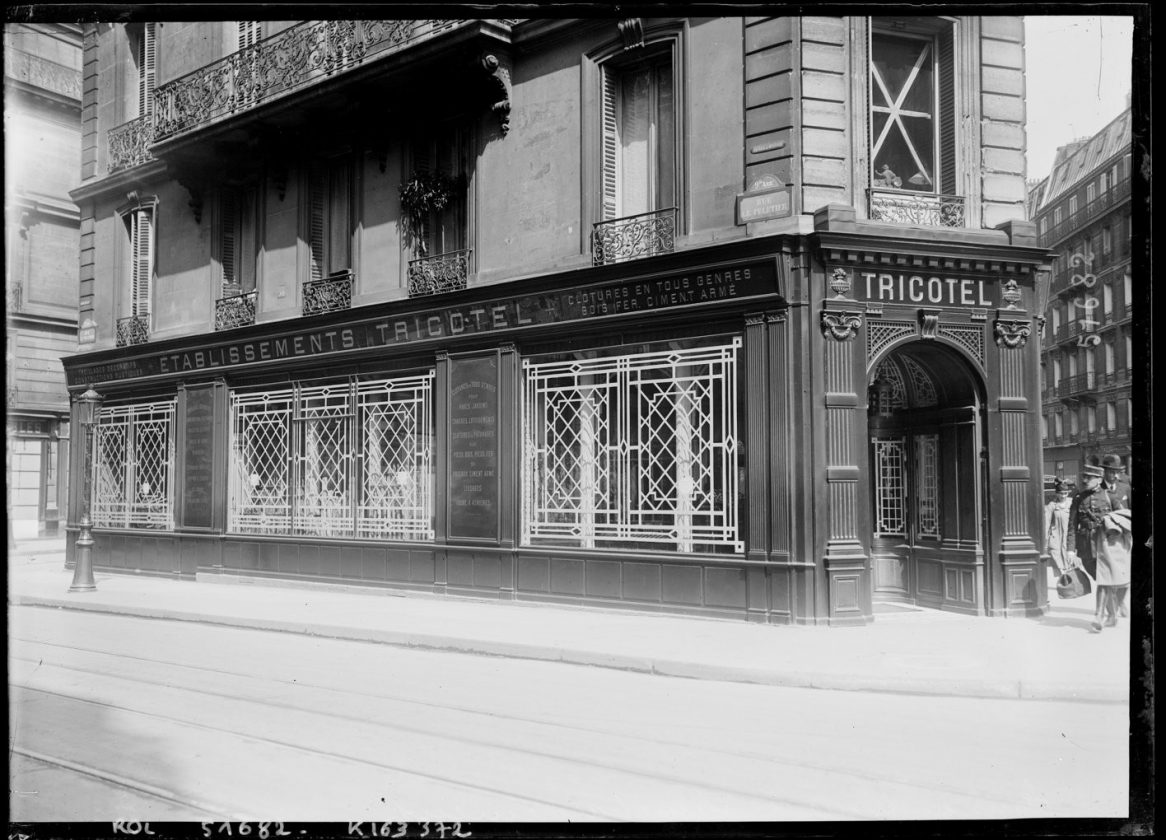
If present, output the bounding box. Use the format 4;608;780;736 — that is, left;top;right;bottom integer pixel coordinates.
744;313;765;327
479;54;511;136
919;307;941;339
1001;278;1022;309
618;18;645;50
994;319;1031;349
829;267;851;298
765;310;787;325
821;310;863;341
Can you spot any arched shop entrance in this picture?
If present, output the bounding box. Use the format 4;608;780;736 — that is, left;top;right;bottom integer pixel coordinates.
867;341;987;614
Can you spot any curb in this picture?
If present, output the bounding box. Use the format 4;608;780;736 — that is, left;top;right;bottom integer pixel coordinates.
11;593;1126;705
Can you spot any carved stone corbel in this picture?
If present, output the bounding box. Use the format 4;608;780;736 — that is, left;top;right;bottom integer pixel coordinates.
994;318;1031;348
480;54;511;136
618;18;645;50
821;309;863;341
919;307;941;339
178;179;203;224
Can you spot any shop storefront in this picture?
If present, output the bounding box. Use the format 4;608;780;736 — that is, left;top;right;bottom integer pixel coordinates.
63;223;1051;624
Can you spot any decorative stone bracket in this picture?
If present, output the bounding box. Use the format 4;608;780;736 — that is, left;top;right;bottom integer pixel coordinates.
479;53;511;136
994;318;1031;348
919;307;941;339
821;309;863;342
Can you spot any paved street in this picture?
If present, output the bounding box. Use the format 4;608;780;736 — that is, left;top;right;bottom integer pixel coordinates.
10;605;1128;822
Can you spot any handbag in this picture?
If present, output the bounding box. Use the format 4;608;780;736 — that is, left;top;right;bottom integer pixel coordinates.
1057;566;1092;599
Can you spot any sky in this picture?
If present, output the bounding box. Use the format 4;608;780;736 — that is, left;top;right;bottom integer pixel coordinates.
1023;15;1134;180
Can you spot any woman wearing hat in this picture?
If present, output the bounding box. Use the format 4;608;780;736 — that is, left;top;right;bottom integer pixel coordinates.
1043;478;1075;577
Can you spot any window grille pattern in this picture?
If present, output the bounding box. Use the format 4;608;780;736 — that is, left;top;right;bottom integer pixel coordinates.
872;437;906;537
867;318;916;361
901;355;938;407
937;324;985;366
914;434;939;538
522;341;742;554
93;400;175;529
871;358;907;412
229;373;433;539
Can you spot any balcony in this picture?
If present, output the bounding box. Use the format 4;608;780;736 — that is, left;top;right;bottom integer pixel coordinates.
867;190;965;228
151;20;510;145
408;248;470;297
108;115;156;172
592;208;677;266
303;270;353;316
215;290;257;330
1043;179;1131;245
116;315;150;347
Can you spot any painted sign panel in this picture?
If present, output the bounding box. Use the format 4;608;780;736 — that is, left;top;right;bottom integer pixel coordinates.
736;187;792;224
180;386;215;529
447;354;499;542
65;259;779;387
854;272;996;308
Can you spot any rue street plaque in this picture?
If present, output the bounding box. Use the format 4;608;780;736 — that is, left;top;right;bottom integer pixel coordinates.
448;354;500;541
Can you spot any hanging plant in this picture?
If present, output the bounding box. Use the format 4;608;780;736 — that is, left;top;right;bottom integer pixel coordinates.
399;170;460;256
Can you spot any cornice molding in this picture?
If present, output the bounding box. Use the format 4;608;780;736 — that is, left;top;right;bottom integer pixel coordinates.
69;159;169;205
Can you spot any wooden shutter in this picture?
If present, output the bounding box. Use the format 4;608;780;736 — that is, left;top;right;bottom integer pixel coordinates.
600;64;619;220
308;167;325;281
138;23;156;117
327;159;350;274
937;26;956;195
132;209;153;317
238;21;262;51
220;190;238;290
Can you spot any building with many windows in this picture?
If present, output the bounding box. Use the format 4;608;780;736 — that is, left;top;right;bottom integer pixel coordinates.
63;16;1051;624
1030;108;1132;481
5;22;82;540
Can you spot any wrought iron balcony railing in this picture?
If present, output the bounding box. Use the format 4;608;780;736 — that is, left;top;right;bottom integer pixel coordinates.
1042;179;1131;246
215;290;257;330
108;115;156;172
592;208;677;266
303;270;354;316
408;248;471;297
152;20;473;143
868;189;966;228
116;314;150;347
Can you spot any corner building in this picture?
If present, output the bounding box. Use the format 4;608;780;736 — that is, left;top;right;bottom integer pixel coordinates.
63;17;1052;624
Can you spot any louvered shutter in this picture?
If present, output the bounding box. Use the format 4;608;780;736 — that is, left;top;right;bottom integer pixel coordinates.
139;23;156;118
238;21;262;51
600;65;619;220
937;26;956;195
220;191;238;291
132;210;153;317
309;168;325;281
328;159;350;274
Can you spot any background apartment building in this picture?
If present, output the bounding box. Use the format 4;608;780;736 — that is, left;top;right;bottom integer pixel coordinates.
63;17;1051;623
1030;108;1132;481
5;22;82;540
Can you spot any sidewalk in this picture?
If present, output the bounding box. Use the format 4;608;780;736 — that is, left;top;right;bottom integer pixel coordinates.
8;538;1130;704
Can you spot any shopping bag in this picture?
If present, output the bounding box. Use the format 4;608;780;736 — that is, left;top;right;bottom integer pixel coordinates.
1056;567;1091;599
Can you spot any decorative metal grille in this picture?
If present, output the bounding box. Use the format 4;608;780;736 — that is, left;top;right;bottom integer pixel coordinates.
152;20;467;142
592;208;677;266
872;437;905;537
356;375;435;539
116;315;150;347
523;340;742;553
228;373;434;540
92;401;176;529
108;115;156;172
215;290;257;330
871;358;906;412
938;324;985;366
866;318;916;362
408;248;470;297
303;270;353;315
868;190;965;227
914;434;939;538
901;355;938;407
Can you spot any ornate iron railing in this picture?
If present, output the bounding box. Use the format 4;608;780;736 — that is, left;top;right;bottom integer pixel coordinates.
303;270;354;315
1043;179;1131;246
868;190;966;227
592;208;677;266
116;315;150;347
215;290;257;330
108;115;156;172
152;20;470;142
408;248;471;296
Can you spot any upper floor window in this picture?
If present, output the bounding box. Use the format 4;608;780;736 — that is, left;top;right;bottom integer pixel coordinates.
237;21;262;50
123;204;154;320
1102;226;1112;255
405;124;470;259
132;23;156;119
1100;172;1108;192
1068;195;1078;215
1053;207;1062;226
219;185;260;296
1123;272;1131;307
307;155;352;281
1054;412;1063;438
1039;218;1047;236
1103;282;1114;315
1105;401;1116;430
1104;340;1115;374
869;22;955;196
600;46;677;221
1086;183;1096;204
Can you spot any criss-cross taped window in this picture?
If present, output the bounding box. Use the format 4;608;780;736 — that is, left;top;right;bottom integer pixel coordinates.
869;23;956;195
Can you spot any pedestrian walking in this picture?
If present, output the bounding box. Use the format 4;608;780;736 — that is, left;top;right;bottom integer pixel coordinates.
1068;464;1114;627
1100;454;1131;510
1091;508;1132;632
1043;478;1075;576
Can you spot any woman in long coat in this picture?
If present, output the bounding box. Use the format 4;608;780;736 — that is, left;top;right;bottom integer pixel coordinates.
1091;508;1132;632
1044;479;1074;576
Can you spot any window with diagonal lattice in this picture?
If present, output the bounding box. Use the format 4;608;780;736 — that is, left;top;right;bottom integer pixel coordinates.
92;400;175;529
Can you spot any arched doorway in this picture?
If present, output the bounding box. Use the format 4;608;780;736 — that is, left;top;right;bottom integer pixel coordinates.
867;341;987;614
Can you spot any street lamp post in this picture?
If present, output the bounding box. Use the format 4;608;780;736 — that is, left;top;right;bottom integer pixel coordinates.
69;386;103;593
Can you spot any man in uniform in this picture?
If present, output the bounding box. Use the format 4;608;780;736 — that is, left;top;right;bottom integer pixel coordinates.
1069;463;1112;580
